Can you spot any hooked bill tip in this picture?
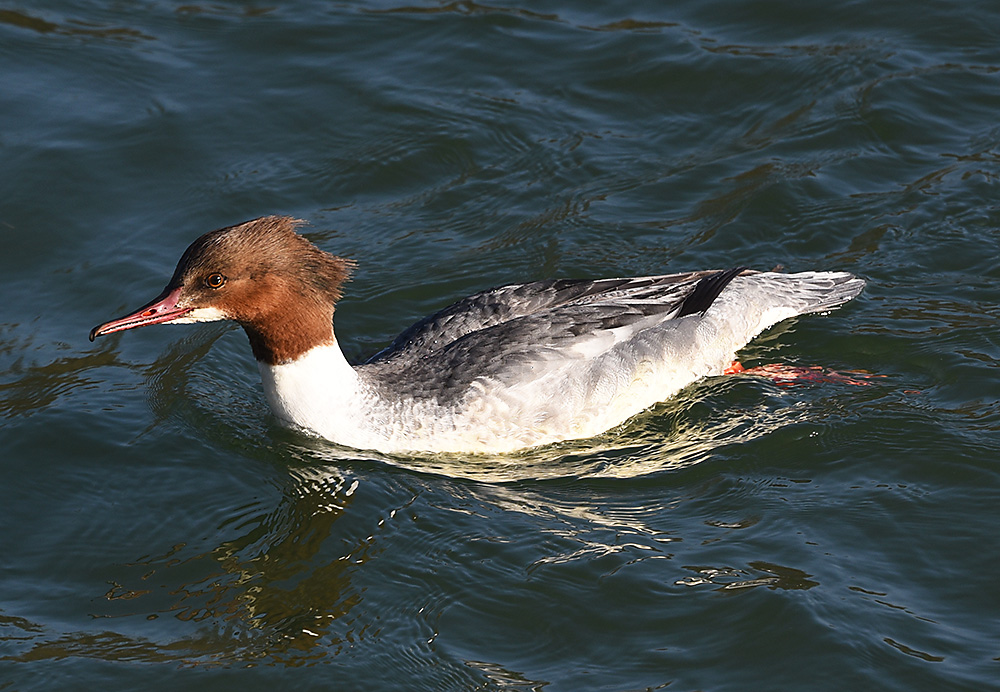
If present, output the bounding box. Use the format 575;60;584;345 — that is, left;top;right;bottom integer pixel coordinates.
88;286;189;343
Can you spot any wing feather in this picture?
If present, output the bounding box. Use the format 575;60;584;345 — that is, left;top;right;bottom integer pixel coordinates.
365;270;727;366
360;270;748;405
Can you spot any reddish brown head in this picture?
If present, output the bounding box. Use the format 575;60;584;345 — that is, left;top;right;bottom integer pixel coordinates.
90;216;354;364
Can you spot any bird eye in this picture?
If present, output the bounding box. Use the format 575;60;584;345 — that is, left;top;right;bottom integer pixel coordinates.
205;273;226;289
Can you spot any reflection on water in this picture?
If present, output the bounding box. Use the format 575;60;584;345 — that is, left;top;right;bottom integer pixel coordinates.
0;8;154;41
1;466;362;666
0;386;829;669
677;561;820;590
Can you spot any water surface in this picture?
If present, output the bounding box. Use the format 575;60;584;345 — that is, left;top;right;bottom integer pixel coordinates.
2;1;999;689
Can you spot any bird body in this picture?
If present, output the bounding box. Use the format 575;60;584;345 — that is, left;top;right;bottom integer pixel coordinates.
91;216;864;454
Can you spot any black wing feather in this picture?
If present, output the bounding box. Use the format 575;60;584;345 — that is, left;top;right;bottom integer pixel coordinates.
676;267;748;317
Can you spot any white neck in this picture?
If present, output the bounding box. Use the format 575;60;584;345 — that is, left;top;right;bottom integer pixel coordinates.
257;340;372;449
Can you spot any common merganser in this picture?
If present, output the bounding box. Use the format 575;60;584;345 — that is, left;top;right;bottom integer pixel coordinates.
90;216;865;454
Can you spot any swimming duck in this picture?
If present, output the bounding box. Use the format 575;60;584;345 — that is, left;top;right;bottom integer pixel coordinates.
91;216;864;453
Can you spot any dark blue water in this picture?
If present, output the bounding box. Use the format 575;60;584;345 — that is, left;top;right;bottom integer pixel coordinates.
2;1;999;689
